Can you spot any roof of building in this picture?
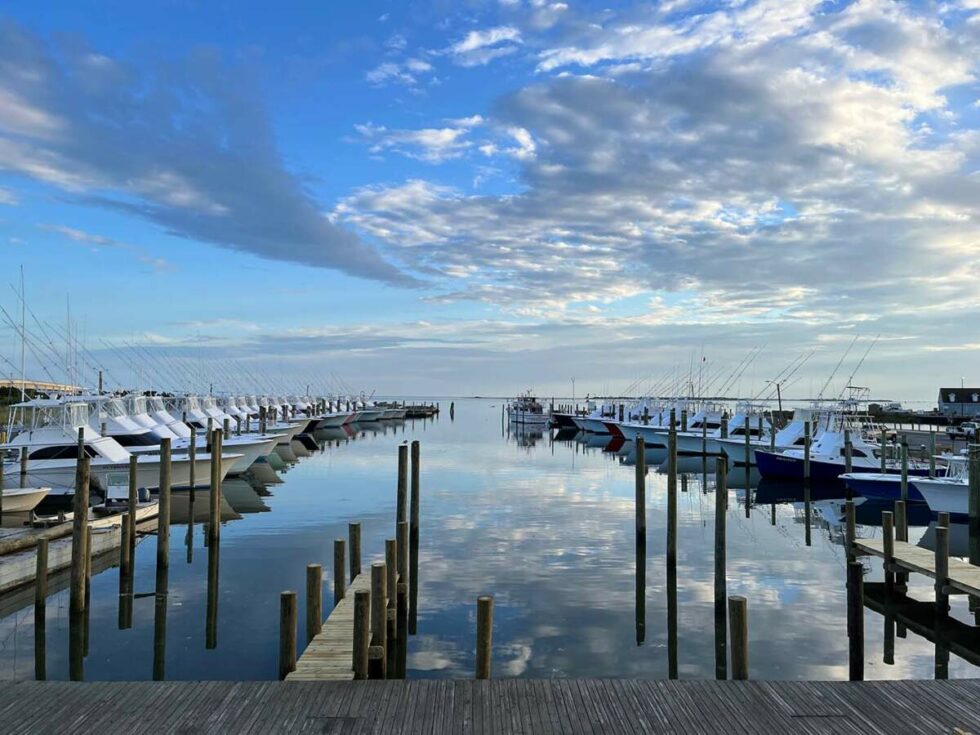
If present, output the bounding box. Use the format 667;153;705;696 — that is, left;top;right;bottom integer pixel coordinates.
938;389;980;403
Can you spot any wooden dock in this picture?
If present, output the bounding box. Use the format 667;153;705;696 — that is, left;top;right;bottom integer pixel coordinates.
855;537;980;596
0;504;158;595
288;572;372;681
0;679;978;733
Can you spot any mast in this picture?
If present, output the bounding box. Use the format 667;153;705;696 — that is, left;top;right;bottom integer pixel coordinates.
19;266;26;402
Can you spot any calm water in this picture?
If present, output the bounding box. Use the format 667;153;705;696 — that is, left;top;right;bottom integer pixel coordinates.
0;398;977;681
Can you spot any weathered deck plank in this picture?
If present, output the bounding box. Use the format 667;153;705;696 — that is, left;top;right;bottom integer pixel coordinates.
0;679;966;734
287;571;372;681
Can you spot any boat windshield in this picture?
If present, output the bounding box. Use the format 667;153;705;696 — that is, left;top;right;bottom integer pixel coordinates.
131;395;148;414
106;399;127;418
149;397;166;412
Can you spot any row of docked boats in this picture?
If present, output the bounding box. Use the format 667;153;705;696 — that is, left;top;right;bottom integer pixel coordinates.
527;392;975;519
1;393;424;515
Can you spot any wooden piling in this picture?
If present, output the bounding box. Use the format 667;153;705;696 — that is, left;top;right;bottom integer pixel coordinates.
929;430;936;478
680;409;688;432
844;429;853;475
209;429;222;543
880;430;887;473
845;500;856;563
397;444;408;524
223;417;230;440
307;564;323;642
279;590;298;680
475;595;493;679
743;416;751;467
370;562;387;678
127;455;137;563
728;596;748;680
34;537;47;680
397;520;408;587
895;499;909;592
156;437;172;591
969;445;980;570
188;427;197;496
353;589;370;680
349;522;362;582
69;455;90;616
847;561;864;681
19;446;28;487
635;435;646;535
334;539;346;606
720;416;728;440
900;437;909;502
715;457;728;680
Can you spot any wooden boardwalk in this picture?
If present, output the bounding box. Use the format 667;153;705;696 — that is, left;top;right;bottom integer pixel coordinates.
855;538;980;596
288;572;372;681
0;679;978;733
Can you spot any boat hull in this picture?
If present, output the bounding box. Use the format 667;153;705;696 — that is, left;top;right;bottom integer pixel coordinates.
756;451;932;482
841;473;925;502
914;479;969;515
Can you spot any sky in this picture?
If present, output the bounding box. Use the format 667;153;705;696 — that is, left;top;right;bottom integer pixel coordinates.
0;0;978;402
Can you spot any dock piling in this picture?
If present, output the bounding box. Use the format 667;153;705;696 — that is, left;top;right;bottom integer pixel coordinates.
353;589;370;679
209;429;222;543
279;590;298;680
667;416;677;567
397;444;408;524
34;537;47;680
69;454;90;616
349;523;362;582
475;595;493;679
370;562;387;679
728;596;748;680
307;564;323;642
715;457;728;680
334;539;346;606
156;437;172;592
882;511;894;594
635;435;646;535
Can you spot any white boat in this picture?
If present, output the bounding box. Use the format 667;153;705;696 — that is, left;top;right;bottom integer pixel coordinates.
716;410;818;465
914;456;970;515
2;399;239;490
507;393;550;425
1;486;51;513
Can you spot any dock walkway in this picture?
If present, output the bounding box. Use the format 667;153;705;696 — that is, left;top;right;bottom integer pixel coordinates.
288;572;372;681
0;679;978;733
0;504;159;596
855;538;980;596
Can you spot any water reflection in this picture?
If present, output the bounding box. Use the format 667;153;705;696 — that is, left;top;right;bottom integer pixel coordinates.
0;401;978;682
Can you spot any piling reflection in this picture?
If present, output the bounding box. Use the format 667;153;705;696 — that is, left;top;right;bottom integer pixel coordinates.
68;609;84;681
34;592;45;681
206;528;219;650
635;532;645;646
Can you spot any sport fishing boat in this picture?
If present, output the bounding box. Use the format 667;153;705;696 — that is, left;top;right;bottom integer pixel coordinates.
673;409;770;455
2;399;239;492
717;409;824;466
571;400;618;433
909;455;970;514
507;393;550;425
757;430;932;482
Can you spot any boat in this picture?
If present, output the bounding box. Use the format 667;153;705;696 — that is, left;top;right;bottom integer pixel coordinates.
507;393;550;425
757;430;932;482
1;486;51;513
912;456;970;515
717;409;823;466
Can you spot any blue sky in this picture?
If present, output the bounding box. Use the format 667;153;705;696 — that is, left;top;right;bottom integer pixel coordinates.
1;1;979;400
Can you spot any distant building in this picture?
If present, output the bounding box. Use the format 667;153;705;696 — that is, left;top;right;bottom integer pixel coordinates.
938;388;980;418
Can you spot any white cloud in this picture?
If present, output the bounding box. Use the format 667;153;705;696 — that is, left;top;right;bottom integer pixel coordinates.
366;57;433;86
449;26;523;66
0;186;17;205
354;120;480;163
